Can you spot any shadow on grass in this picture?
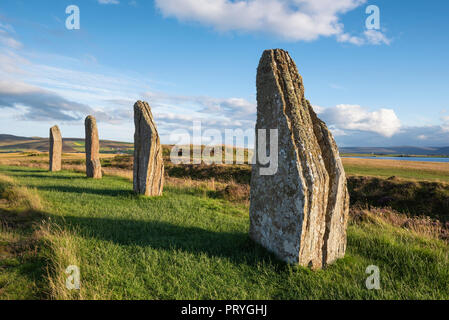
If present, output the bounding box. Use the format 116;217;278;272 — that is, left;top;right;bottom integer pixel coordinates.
2;168;47;174
0;208;49;299
37;185;135;197
1;167;282;268
13;173;82;181
49;213;284;269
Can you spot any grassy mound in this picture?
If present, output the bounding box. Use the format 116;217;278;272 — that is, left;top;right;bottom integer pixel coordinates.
0;173;48;299
0;165;448;300
348;176;449;222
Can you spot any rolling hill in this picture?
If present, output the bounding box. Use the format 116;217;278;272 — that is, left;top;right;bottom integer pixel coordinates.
0;134;133;154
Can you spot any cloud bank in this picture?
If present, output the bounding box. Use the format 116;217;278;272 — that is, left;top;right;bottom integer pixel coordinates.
316;104;401;138
0;80;93;121
0;16;443;147
155;0;389;44
98;0;120;4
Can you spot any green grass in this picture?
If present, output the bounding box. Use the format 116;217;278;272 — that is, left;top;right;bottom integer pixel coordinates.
0;165;448;300
0;211;48;300
344;164;449;183
0;175;48;300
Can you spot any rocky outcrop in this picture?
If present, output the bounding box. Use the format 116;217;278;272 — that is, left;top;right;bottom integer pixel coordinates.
249;49;349;269
49;125;62;172
85;115;102;179
133;101;164;196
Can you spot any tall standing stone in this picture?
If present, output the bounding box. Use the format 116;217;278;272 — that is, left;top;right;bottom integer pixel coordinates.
133;101;164;196
49;125;62;172
249;49;349;269
85;115;102;179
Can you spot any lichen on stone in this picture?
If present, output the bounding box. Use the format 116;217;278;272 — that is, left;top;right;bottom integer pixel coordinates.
249;49;349;269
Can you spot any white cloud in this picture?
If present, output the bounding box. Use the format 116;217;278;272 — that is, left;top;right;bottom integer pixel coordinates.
311;105;325;114
328;126;347;137
440;115;449;132
334;125;449;148
317;104;402;137
337;32;364;45
0;49;30;74
337;29;391;46
0;30;256;139
0;23;15;33
155;0;368;42
98;0;120;4
363;29;391;45
0;80;94;121
142;91;256;132
0;24;22;49
417;134;428;140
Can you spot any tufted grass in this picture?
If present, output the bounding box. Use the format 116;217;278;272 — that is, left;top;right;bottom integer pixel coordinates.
0;165;448;300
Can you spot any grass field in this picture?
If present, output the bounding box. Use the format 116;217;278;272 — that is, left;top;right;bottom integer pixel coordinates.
2;152;449;220
0;137;134;154
344;158;449;183
1;165;448;300
3;152;449;182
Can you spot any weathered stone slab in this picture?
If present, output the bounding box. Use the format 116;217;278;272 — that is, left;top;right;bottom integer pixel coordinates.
49;125;62;172
85;115;102;179
133;101;164;196
249;49;349;269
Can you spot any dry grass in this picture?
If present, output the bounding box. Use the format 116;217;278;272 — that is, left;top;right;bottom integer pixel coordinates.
166;176;217;189
343;157;449;184
343;157;449;173
80;166;250;205
0;173;15;185
165;176;250;205
0;223;42;261
101;167;133;180
0;174;48;299
0;174;85;300
0;174;42;211
38;221;85;300
0;152;115;169
2;186;43;211
350;207;449;242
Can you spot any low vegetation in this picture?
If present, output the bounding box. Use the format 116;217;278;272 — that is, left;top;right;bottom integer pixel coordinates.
0;165;448;300
3;152;449;220
0;136;134;154
343;157;449;183
0;174;47;299
348;177;449;222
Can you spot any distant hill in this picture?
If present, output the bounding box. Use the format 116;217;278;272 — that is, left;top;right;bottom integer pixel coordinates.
340;146;449;156
0;134;34;142
0;134;133;154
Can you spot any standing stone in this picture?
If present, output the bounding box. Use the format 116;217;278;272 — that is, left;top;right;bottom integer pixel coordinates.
133;101;164;196
49;125;62;172
85;115;102;179
249;49;349;269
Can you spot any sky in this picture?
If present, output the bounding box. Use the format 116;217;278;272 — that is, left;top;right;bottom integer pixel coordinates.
0;0;448;148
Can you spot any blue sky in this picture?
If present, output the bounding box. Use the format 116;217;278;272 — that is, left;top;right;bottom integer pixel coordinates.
0;0;448;147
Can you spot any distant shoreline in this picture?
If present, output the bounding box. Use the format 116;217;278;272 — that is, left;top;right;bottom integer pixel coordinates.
341;153;449;158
